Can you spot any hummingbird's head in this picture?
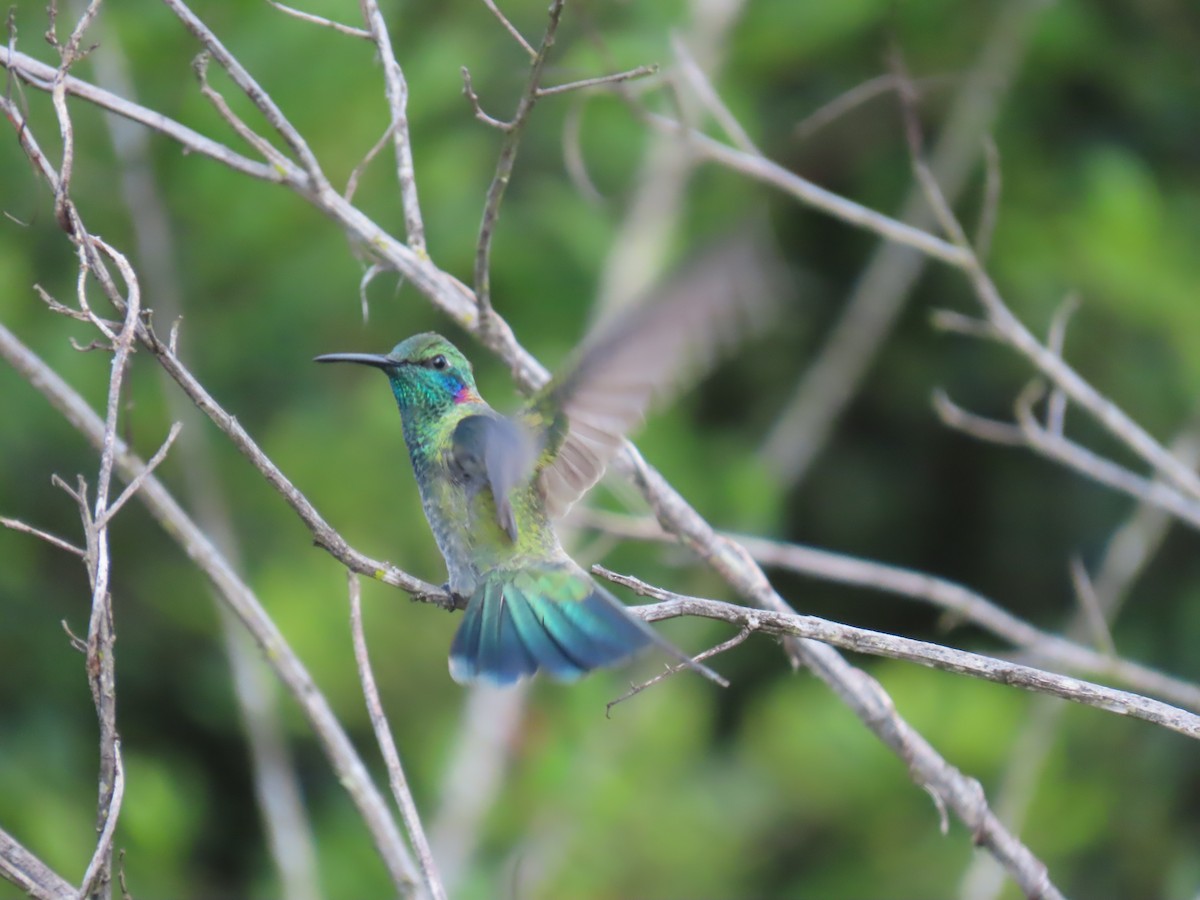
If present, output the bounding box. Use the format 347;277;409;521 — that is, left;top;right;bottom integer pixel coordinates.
315;332;480;414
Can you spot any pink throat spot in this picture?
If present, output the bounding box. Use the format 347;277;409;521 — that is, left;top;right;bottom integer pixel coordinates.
454;385;478;404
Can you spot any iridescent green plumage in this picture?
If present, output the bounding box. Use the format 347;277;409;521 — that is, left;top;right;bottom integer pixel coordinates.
316;238;776;684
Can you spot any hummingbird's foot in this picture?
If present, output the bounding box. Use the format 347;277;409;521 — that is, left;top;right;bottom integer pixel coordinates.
442;582;470;612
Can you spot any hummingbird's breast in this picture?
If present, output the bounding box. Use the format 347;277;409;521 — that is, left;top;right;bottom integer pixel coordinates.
402;402;559;597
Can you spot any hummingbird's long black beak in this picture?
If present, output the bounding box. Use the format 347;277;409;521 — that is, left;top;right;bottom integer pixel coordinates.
313;352;398;370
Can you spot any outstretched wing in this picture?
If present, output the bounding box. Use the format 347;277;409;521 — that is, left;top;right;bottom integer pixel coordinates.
530;233;783;518
450;413;538;541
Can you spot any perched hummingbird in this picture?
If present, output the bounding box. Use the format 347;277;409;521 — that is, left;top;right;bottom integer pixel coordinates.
317;239;776;685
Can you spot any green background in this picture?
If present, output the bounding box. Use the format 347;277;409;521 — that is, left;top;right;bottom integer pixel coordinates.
2;0;1199;897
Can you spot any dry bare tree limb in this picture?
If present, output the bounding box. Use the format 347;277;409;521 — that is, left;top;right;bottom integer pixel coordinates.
758;0;1048;486
0;826;76;900
349;575;446;900
77;740;125;900
89;23;324;895
641;108;970;267
959;423;1200;900
792;72;955;144
600;573;1200;742
480;0;536;59
669;33;756;153
96;422;181;529
933;389;1027;446
1044;292;1080;435
537;63;659;98
359;0;425;251
161;0;329;187
614;455;1065;899
265;0;371;39
574;507;1200;712
606;625;753;714
899;91;1200;506
346;122;396;201
0;47;280;181
192;51;294;173
0;323;422;896
0;516;86;557
933;385;1200;532
974;136;1002;261
471;0;566;323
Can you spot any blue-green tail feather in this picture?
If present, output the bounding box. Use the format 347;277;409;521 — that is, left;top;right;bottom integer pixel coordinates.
448;565;653;685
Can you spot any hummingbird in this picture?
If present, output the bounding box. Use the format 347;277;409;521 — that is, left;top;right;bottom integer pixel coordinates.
316;238;776;685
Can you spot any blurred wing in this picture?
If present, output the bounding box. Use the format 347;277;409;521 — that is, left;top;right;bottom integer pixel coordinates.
531;232;784;519
451;413;538;541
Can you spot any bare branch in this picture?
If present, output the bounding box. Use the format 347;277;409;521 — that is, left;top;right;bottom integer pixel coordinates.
973;135;1002;261
160;0;329;188
472;0;566;323
459;67;512;131
265;0;371;39
359;0;425;251
0;515;86;557
0;47;282;182
606;625;752;715
1045;291;1080;435
933;389;1027;446
600;574;1200;743
1068;556;1117;658
537;63;659;98
96;421;181;529
481;0;536;59
758;0;1046;486
349;574;447;900
793;72;954;144
0;826;75;900
76;740;125;900
575;507;1200;714
193;51;294;173
669;34;755;153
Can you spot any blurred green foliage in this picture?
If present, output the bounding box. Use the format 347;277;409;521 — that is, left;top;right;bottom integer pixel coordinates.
3;0;1200;897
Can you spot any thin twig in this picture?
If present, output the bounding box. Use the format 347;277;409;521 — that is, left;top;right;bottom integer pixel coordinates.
265;0;371;39
669;34;755;153
792;72;955;143
348;574;446;900
193;51;294;173
0;47;282;182
757;0;1047;487
345;122;396;202
0;826;75;900
161;0;329;188
0;516;86;557
575;506;1200;714
1068;557;1117;658
359;0;425;251
973;135;1002;260
76;741;124;900
537;63;659;98
96;422;181;529
471;0;566;325
596;571;1200;743
1045;291;1080;436
606;626;751;715
481;0;536;59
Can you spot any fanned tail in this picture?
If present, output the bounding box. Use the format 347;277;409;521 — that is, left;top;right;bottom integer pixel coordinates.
448;565;677;685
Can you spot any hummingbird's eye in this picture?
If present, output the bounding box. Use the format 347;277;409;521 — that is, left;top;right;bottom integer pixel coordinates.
431;354;448;371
